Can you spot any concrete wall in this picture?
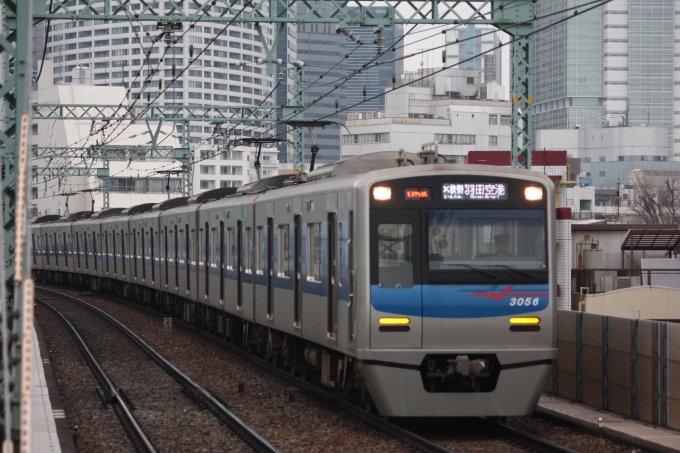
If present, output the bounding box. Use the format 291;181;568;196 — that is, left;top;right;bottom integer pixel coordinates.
582;286;680;320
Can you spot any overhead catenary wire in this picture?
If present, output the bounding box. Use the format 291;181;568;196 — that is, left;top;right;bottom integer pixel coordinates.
34;0;608;197
136;0;611;178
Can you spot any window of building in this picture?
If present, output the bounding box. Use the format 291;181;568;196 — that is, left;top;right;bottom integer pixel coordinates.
341;132;390;145
200;165;215;175
466;77;474;85
599;156;605;162
434;134;476;145
489;135;498;146
200;180;215;190
500;115;511;126
489;115;497;125
599;171;605;177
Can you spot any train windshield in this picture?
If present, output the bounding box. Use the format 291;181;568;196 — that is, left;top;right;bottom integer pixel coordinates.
427;210;546;271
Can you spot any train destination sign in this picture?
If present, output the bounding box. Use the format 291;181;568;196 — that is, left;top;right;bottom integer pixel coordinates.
442;183;508;200
405;188;431;200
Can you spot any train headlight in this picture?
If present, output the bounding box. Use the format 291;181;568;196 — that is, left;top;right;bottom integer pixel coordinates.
509;317;540;325
524;187;543;201
373;186;392;201
379;317;410;325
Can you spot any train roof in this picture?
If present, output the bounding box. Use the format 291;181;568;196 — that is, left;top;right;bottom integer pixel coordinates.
306;151;420;182
188;187;237;205
121;203;156;215
32;215;62;224
60;211;93;222
91;207;126;219
236;174;294;194
151;197;189;211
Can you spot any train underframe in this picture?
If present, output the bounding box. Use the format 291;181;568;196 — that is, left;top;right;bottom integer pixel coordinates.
34;269;374;409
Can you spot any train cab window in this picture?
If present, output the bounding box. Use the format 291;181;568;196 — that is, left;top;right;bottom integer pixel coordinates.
307;223;322;282
277;224;290;277
426;209;547;283
256;226;264;275
377;224;414;289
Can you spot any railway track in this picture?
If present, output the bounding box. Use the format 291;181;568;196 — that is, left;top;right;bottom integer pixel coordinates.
36;287;583;453
36;288;279;453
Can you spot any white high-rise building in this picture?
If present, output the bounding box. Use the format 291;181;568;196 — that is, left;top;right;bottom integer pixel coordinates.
45;9;276;149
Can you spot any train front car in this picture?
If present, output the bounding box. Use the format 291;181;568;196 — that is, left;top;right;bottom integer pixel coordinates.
357;165;557;417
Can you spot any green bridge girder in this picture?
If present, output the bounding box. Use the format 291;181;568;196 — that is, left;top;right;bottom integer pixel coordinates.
32;103;278;122
34;0;531;26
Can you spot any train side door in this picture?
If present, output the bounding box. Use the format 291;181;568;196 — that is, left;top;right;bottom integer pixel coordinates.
369;209;422;348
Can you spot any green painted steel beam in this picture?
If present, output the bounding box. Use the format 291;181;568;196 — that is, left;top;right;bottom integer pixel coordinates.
32;145;179;159
32;103;278;122
506;23;532;170
2;0;33;446
34;0;528;25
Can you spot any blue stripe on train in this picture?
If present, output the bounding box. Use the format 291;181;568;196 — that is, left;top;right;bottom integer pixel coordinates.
371;284;550;319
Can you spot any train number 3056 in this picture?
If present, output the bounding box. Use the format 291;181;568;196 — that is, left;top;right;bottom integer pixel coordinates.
509;297;541;307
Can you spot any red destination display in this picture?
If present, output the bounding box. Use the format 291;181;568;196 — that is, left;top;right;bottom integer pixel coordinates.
405;188;431;200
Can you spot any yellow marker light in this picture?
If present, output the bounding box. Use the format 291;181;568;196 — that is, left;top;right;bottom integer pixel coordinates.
373;186;392;201
524;187;543;201
379;317;410;325
509;317;540;325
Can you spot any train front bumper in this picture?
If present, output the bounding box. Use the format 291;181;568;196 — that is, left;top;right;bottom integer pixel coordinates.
357;348;557;417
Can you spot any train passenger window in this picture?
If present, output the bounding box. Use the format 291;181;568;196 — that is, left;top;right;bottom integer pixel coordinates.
244;227;252;274
277;224;290;277
45;234;50;266
54;233;59;267
62;233;68;268
178;229;184;263
219;222;225;301
377;224;414;289
267;218;274;319
205;224;210;298
199;228;204;265
328;213;338;338
84;233;89;270
113;232;117;274
307;223;322;282
227;227;235;269
210;228;217;267
256;226;264;274
32;235;37;266
186;227;191;292
338;222;343;288
93;234;98;272
348;211;354;344
120;231;125;276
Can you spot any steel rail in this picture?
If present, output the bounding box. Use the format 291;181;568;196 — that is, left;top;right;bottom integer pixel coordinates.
62;291;459;453
35;298;157;453
36;288;280;453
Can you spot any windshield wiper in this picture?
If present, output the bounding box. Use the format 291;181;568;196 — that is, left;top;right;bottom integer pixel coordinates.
456;264;497;278
491;264;534;278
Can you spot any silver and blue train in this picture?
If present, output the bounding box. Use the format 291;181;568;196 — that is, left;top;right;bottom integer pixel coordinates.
31;151;557;417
